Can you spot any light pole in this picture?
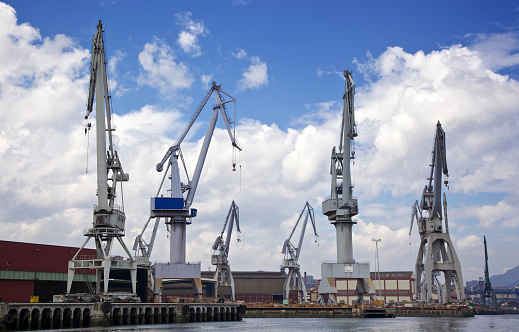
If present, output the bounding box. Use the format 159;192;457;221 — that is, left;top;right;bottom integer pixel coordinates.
372;238;382;305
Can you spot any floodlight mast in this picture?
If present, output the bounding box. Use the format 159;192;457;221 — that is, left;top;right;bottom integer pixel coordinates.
67;20;136;300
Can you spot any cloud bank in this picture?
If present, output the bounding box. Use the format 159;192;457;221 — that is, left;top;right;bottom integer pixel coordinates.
1;3;518;282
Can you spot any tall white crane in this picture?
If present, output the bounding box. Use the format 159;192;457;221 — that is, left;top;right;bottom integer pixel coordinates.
67;21;137;300
318;70;375;304
410;121;465;304
211;201;240;301
281;202;318;303
135;81;240;299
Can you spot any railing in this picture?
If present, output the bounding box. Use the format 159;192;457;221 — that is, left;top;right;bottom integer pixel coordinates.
154;261;202;265
93;204;124;213
84;227;125;236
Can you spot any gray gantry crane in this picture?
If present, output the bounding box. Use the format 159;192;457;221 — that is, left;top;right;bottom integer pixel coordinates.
318;70;375;304
410;121;465;304
67;21;137;300
134;81;240;299
281;202;318;303
211;201;241;301
482;236;497;308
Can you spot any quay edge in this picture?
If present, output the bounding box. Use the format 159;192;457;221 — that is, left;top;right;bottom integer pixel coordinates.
0;302;244;331
244;305;476;318
244;306;395;318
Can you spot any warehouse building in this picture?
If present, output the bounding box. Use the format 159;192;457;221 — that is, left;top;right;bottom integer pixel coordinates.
311;271;415;305
0;240;97;302
201;270;285;303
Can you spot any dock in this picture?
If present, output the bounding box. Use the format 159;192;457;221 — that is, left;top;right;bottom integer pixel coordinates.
0;301;244;331
243;304;477;318
244;305;395;318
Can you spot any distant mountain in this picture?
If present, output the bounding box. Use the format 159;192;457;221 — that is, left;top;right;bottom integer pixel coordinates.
490;265;519;287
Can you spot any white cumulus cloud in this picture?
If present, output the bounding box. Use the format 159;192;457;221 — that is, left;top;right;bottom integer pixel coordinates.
2;2;519;283
175;11;208;57
137;37;193;94
237;56;268;91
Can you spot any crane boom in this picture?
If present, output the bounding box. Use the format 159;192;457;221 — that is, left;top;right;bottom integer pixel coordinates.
156;82;241;173
409;200;421;236
212;201;240;263
281;202;318;303
67;21;136;300
283;202;318;260
411;121;465;304
482;236;497;308
211;201;241;301
137;81;240;300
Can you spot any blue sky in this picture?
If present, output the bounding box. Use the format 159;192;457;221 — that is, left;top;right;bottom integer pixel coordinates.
1;0;519;285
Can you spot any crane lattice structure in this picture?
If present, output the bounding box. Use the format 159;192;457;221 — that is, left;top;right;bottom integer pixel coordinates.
211;201;241;301
281;202;318;303
67;21;137;300
318;70;375;304
134;81;240;299
482;236;497;308
410;121;465;304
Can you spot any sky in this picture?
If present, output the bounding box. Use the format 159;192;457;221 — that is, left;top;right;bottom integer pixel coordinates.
1;0;518;286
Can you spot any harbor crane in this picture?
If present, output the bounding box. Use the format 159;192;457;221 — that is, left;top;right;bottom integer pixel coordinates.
482;236;497;308
410;121;465;304
318;70;375;304
134;81;240;299
281;202;318;303
211;201;241;301
67;21;137;300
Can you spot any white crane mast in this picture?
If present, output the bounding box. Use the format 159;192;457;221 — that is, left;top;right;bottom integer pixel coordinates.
410;121;465;304
322;70;358;263
67;21;136;300
318;71;374;305
137;82;240;299
211;201;241;301
281;202;318;303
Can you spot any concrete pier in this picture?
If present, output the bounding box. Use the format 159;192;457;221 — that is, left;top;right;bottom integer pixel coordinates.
244;305;476;318
244;306;395;318
0;302;244;331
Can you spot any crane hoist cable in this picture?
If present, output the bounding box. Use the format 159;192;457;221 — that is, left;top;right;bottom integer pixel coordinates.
85;120;91;173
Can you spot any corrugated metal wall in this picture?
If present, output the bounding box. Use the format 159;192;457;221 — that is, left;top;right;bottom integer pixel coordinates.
0;240;96;273
0;240;97;302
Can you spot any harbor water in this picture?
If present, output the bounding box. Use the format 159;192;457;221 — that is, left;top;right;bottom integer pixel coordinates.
50;315;519;332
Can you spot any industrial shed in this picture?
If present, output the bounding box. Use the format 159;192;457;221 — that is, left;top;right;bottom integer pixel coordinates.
202;271;285;303
0;240;97;302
